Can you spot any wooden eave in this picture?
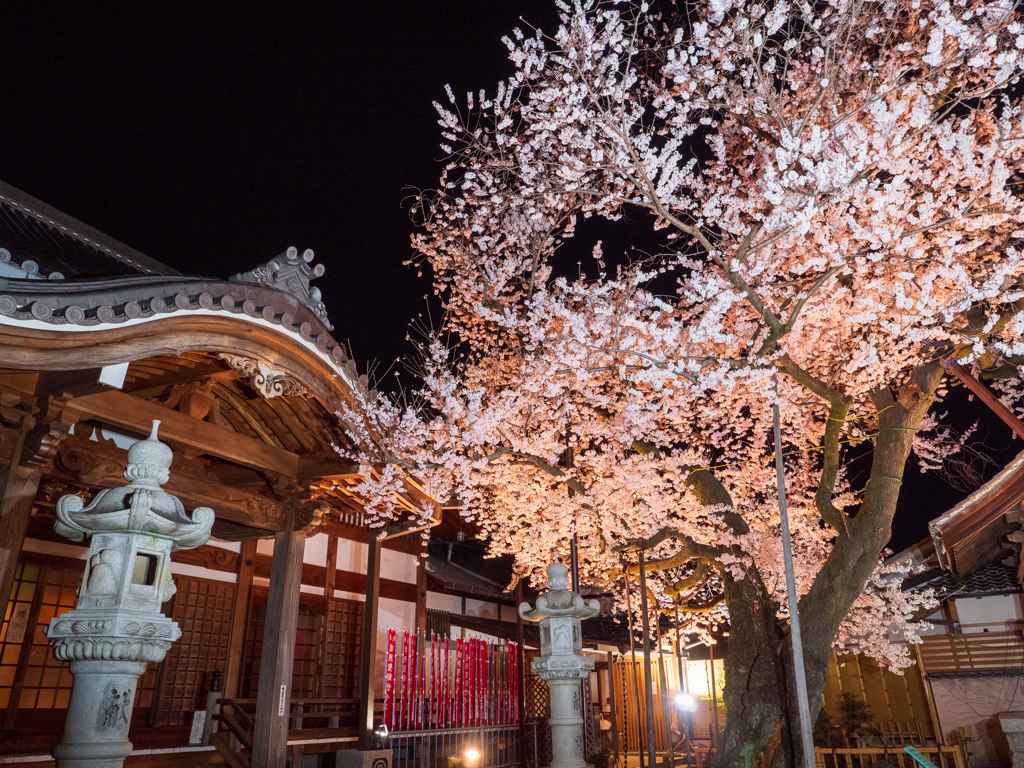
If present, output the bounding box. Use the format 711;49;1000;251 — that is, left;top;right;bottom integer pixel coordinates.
0;286;437;543
930;449;1024;576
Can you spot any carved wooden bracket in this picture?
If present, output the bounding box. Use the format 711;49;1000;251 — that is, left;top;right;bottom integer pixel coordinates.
218;354;308;399
21;421;70;468
296;498;331;537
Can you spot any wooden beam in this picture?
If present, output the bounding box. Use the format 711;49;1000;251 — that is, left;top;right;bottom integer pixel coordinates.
252;553;416;603
319;520;423;555
948;362;1024;440
122;364;237;398
52;435;287;532
224;539;257;701
296;451;360;480
67;389;299;475
252;527;305;768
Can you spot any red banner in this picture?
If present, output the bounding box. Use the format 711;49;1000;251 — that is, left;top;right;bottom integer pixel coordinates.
413;631;421;729
466;639;473;725
471;638;478;725
455;638;464;726
509;641;518;723
443;635;450;726
429;632;436;727
385;628;397;729
400;631;410;729
481;640;488;724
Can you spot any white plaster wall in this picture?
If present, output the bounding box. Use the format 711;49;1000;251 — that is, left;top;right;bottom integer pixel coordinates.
382;548;418;584
303;532;329;565
427;591;461;613
171;561;235;583
954;594;1024;632
336;539;367;573
930;674;1019;768
500;604;518;623
207;537;241;552
464;598;498;619
256;538;275;556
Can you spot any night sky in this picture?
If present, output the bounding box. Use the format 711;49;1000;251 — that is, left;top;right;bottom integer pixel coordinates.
1;2;1020;558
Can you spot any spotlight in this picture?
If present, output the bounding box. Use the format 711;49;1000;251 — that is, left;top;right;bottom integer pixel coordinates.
675;692;698;712
464;748;481;768
373;724;390;748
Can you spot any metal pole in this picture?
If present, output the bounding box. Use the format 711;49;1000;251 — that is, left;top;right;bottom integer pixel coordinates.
708;642;719;749
654;618;675;768
772;375;815;768
623;574;646;768
637;550;657;768
671;605;694;765
570;534;591;761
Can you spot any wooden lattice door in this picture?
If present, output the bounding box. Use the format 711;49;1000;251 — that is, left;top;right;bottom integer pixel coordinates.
0;556;158;732
153;575;235;725
319;597;362;698
242;596;324;700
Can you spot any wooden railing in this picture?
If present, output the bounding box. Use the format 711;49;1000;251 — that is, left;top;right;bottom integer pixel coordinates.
919;630;1024;674
813;746;964;767
210;696;361;768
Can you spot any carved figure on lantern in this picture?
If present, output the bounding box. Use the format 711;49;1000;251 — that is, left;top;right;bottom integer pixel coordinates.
46;420;213;768
519;558;600;768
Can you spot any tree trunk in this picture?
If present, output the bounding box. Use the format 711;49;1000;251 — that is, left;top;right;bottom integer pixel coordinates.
711;571;792;768
709;361;946;766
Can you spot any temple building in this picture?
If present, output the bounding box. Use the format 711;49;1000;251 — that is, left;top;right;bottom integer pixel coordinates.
0;181;527;766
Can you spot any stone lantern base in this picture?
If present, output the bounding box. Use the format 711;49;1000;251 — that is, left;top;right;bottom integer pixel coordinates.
52;659;149;768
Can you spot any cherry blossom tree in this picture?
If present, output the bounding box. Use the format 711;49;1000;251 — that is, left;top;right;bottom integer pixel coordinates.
339;0;1024;764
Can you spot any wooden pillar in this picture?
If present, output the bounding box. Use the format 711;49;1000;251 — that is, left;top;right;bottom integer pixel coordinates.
357;532;383;750
251;527;306;768
914;643;945;746
224;538;258;700
415;556;428;633
325;534;338;599
0;426;39;628
516;582;528;768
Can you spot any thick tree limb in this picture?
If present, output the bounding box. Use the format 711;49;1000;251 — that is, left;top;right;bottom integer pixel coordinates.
812;398;852;536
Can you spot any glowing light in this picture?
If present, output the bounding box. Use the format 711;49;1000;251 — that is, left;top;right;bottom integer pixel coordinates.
675;693;698;712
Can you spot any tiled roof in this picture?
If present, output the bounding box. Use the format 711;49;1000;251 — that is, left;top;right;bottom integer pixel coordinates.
905;558;1021;598
0;180;176;279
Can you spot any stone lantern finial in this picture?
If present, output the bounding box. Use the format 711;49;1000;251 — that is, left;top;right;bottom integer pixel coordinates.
123;420;172;487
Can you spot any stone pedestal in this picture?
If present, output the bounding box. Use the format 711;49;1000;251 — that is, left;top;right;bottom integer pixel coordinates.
1000;712;1024;767
46;421;213;768
51;660;148;768
519;559;600;768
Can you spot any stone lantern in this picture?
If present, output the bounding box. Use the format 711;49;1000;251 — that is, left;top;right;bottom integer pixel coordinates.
519;558;601;768
46;420;214;768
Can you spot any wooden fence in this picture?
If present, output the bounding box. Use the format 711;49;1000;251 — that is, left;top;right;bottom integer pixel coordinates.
918;630;1024;674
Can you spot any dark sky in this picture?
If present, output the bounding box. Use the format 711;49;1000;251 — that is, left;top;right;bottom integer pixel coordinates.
1;2;1020;557
0;1;559;370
